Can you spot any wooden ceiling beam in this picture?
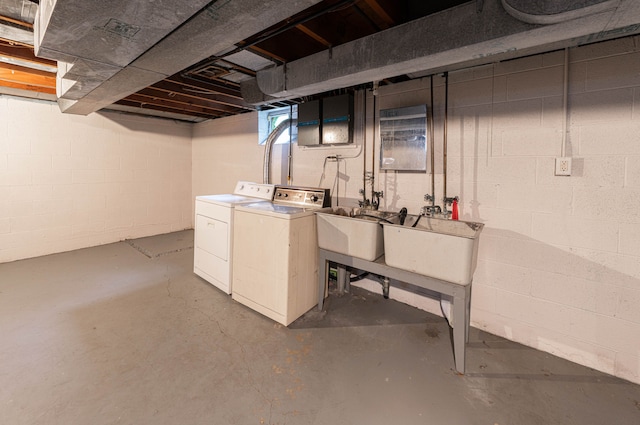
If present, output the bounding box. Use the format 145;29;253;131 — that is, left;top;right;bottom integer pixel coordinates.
121;95;221;116
0;79;55;94
135;87;248;115
360;0;395;28
0;14;33;29
0;36;31;48
150;79;253;110
247;45;287;64
0;63;55;89
127;92;227;116
0;43;56;67
296;24;332;47
164;74;243;99
115;97;226;120
115;99;219;120
216;59;257;77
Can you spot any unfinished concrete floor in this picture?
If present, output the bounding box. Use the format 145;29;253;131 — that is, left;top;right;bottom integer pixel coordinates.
1;231;639;425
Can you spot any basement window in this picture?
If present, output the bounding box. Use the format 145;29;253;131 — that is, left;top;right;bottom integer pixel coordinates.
258;105;297;145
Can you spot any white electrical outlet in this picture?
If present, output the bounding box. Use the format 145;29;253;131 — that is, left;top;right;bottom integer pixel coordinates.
555;157;572;176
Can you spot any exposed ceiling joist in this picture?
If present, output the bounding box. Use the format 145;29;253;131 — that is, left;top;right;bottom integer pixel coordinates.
0;12;31;28
0;42;52;65
0;22;32;45
360;0;395;27
245;0;640;102
165;75;245;100
0;62;54;91
2;0;640;122
296;24;332;47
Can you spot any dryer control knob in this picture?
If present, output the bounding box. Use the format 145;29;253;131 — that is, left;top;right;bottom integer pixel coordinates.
309;195;319;202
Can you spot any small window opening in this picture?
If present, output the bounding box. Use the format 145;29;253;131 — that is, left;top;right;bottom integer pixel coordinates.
258;105;297;145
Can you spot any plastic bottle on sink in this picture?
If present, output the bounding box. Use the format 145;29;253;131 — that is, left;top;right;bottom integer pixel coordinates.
451;199;459;220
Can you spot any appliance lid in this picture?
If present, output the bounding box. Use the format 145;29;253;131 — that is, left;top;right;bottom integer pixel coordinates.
235;201;318;219
196;194;269;207
239;202;305;213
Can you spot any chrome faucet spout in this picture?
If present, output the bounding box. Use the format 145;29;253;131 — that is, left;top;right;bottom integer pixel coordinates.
421;205;442;216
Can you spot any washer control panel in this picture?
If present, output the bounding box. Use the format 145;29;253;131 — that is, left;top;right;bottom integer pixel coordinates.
233;181;275;200
273;186;331;208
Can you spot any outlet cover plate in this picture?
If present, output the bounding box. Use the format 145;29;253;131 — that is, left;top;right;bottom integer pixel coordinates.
555;157;572;176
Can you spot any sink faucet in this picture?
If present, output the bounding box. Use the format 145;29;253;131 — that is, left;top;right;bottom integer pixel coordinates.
358;189;369;208
424;194;435;204
421;194;441;216
421;205;442;216
358;189;383;210
443;196;459;219
371;191;383;210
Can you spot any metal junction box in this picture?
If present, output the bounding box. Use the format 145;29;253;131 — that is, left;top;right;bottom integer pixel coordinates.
297;99;320;146
379;104;427;171
322;94;353;145
298;94;353;146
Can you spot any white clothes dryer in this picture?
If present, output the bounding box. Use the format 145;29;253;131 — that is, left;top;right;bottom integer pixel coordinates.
194;181;274;294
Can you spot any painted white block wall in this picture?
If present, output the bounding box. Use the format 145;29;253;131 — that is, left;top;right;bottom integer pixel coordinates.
192;36;640;384
0;96;193;263
192;113;265;197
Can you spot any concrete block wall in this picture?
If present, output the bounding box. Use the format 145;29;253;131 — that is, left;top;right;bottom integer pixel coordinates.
192;112;266;197
191;36;640;384
0;96;193;263
418;38;639;384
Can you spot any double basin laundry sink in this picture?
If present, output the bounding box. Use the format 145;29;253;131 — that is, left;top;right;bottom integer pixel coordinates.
315;207;484;285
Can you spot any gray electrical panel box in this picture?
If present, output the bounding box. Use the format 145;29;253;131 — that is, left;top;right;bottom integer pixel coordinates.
379;104;427;171
297;94;353;146
322;94;353;145
297;100;320;146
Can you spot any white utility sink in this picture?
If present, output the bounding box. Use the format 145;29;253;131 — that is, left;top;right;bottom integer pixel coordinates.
316;207;400;261
381;215;484;285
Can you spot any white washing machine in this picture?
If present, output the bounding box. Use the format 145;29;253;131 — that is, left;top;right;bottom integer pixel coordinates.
231;186;330;326
194;181;275;294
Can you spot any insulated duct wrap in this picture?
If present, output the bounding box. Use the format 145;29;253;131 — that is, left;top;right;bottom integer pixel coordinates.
501;0;620;24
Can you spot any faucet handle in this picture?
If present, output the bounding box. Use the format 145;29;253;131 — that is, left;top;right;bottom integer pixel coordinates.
444;196;459;206
424;194;434;202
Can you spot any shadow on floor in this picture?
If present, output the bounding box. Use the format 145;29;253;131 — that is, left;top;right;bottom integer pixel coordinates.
290;284;446;329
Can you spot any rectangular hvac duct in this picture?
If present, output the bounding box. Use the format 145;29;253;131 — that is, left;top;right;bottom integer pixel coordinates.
34;0;212;68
